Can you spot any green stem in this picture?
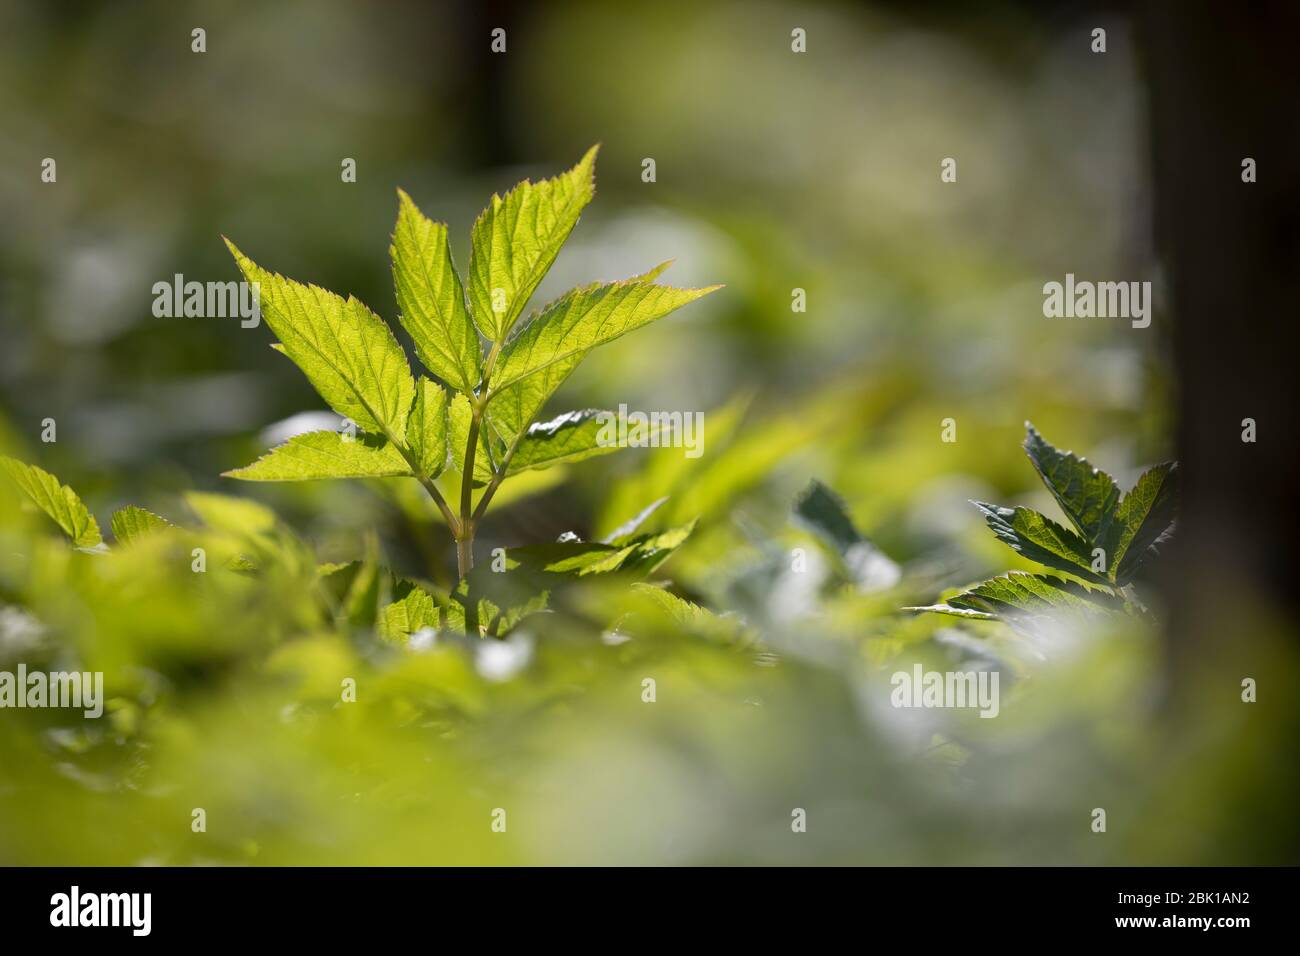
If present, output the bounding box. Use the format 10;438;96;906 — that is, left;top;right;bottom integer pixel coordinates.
455;535;474;579
378;421;459;535
455;338;511;578
456;413;482;578
417;475;459;536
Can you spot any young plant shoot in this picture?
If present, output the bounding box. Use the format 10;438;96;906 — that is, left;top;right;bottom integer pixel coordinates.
220;147;720;578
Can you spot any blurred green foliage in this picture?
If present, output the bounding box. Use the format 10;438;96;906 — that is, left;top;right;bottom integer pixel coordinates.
1;1;1293;865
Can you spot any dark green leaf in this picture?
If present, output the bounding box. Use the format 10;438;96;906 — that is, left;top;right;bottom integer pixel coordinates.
1023;423;1120;543
1107;462;1178;584
974;501;1111;586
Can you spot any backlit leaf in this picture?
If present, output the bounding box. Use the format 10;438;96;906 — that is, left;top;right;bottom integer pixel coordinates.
110;505;174;545
0;456;102;548
467;146;598;342
391;190;481;394
486;280;719;445
223;431;410;481
226;239;415;439
405;379;450;480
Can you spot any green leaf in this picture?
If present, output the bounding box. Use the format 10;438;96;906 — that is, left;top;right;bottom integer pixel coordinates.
490;281;720;402
489;538;631;576
1107;462;1178;584
907;571;1123;635
445;521;697;636
793;479;900;590
602;497;668;545
184;491;277;535
595;392;751;537
1023;423;1120;543
950;572;1122;616
405;379;450;480
444;583;545;639
391;190;482;394
223;431;410;481
614;521;696;576
505;408;669;476
631;260;675;283
629;583;747;643
629;582;714;626
0;456;102;548
904;603;997;622
486;280;720;444
974;501;1111;586
378;581;443;643
226;239;415;439
467;145;598;342
319;554;384;628
110;505;174;544
793;479;861;555
479;522;693;583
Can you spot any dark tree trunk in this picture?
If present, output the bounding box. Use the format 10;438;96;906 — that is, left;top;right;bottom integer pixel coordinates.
1139;3;1300;666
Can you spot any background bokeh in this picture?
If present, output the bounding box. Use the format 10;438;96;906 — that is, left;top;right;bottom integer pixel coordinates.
1;1;1294;865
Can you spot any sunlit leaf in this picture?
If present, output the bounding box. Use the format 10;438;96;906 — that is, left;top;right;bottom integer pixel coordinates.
486;280;720;444
223;431;410;481
467;145;598;342
110;505;174;545
405;379;450;480
379;581;443;643
391;190;482;394
226;239;415;439
0;457;102;548
184;491;277;535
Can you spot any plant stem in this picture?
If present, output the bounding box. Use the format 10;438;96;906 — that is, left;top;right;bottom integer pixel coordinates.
456;405;485;579
455;535;474;579
381;423;458;534
417;476;459;535
455;339;508;580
